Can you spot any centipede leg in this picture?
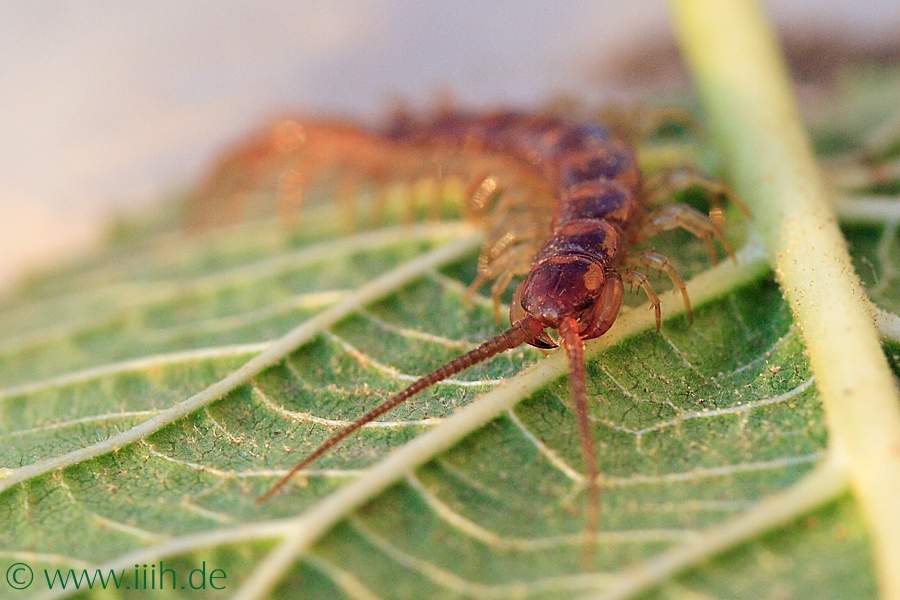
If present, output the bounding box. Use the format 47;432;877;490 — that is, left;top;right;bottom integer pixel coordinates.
464;247;530;325
479;230;517;273
488;268;518;326
637;203;736;263
463;173;503;222
465;250;514;301
622;268;662;330
625;249;693;323
645;167;750;229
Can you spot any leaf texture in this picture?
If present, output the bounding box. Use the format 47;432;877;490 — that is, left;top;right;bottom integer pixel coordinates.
2;76;899;600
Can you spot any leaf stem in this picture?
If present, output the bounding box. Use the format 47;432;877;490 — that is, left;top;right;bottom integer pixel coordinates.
669;1;900;596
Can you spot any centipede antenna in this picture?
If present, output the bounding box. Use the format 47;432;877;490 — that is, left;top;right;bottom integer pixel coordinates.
559;316;600;570
257;317;546;503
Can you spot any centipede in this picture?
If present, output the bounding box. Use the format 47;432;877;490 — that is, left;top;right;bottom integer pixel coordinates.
189;107;739;567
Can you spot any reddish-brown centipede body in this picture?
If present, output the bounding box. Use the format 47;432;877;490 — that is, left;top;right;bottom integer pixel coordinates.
192;108;738;567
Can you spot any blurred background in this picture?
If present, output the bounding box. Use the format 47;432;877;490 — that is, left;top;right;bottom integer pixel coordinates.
1;0;898;291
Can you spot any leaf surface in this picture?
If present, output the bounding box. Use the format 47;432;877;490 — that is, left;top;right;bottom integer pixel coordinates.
1;76;899;600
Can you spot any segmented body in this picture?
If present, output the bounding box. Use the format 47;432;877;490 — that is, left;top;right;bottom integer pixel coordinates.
384;111;644;345
190;110;723;330
192;108;736;567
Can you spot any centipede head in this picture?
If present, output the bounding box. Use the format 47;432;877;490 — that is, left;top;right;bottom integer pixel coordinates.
509;255;625;349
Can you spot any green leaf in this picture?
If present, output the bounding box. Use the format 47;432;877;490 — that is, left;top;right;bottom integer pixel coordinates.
2;43;900;600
